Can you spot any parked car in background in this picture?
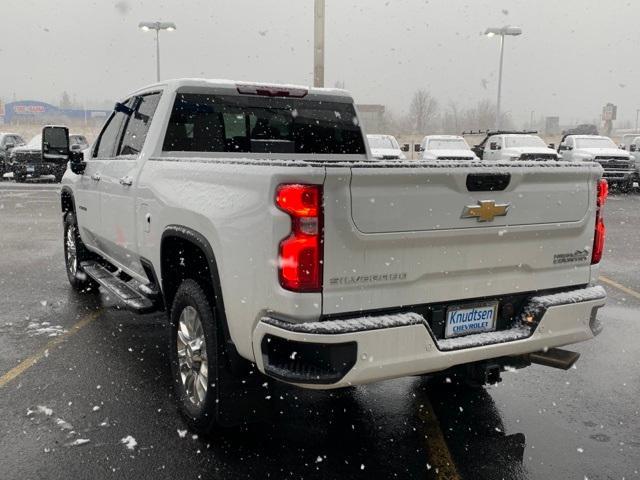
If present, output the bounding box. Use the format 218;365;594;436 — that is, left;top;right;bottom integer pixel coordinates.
69;134;89;152
562;124;599;136
558;135;635;191
11;133;88;183
417;135;478;161
0;132;26;177
625;136;640;185
367;134;406;160
470;131;558;161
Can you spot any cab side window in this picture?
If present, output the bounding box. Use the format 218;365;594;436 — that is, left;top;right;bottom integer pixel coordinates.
93;110;127;158
118;93;162;156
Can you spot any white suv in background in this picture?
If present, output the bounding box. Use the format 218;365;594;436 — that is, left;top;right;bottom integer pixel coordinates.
367;134;406;160
418;135;479;161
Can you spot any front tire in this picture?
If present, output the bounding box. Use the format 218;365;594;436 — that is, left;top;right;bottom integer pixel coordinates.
170;279;220;434
63;212;98;292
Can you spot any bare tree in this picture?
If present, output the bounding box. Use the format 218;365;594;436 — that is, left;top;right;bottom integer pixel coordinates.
441;101;460;134
408;89;439;134
458;100;514;132
60;91;73;110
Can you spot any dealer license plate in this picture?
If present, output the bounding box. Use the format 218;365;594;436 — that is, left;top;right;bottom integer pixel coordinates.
445;301;498;338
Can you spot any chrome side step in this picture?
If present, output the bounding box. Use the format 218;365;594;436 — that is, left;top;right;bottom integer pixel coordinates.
529;348;580;370
81;261;159;313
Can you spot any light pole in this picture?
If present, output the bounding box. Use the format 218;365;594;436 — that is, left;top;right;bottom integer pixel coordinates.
485;26;522;130
636;109;639;132
530;110;535;129
138;21;177;82
314;0;325;88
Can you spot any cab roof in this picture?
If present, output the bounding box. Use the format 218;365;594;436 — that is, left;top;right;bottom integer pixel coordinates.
423;135;465;139
565;135;610;140
126;78;354;102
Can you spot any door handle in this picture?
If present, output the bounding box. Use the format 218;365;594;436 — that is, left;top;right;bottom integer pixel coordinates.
91;173;101;181
119;176;133;187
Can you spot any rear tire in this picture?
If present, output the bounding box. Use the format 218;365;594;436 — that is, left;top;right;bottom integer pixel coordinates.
170;279;221;434
63;212;99;292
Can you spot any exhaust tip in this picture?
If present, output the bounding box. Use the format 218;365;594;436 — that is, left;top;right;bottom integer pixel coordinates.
530;348;580;370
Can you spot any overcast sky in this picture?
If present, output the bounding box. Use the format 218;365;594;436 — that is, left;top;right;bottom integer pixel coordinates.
3;0;639;125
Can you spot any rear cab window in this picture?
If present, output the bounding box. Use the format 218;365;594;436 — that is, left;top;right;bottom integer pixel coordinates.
162;90;367;158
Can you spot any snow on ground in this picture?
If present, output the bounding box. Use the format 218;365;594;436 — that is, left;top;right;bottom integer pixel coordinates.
26;321;67;337
121;436;138;450
66;439;90;447
55;418;73;430
34;405;53;416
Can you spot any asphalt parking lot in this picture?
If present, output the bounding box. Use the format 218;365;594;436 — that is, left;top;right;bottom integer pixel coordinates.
0;182;638;480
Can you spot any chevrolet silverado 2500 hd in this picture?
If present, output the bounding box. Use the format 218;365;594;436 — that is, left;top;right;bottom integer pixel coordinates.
50;79;607;433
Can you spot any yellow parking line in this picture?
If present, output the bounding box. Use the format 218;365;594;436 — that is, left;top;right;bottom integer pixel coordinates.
0;309;102;388
600;276;640;301
418;399;461;479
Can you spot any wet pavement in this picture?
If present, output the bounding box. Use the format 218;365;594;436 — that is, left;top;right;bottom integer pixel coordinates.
0;182;639;479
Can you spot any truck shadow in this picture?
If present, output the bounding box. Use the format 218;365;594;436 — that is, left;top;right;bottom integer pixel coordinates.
88;310;526;480
202;376;527;480
414;378;526;480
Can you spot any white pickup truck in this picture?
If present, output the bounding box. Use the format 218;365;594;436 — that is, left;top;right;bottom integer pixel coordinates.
471;131;559;162
559;135;635;191
366;134;406;160
418;135;479;161
48;79;607;433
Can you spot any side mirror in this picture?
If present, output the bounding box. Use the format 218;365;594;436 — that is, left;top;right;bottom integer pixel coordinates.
42;125;86;175
490;142;498;151
4;142;15;151
548;143;555;150
631;145;637;152
42;126;70;162
414;145;424;153
401;144;410;152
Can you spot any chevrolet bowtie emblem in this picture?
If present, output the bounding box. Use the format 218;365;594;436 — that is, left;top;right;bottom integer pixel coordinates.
462;200;510;222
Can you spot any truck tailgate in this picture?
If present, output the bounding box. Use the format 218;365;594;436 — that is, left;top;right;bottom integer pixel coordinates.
322;163;603;316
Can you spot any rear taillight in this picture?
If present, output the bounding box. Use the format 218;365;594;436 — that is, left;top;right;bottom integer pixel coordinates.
592;179;608;264
276;184;323;292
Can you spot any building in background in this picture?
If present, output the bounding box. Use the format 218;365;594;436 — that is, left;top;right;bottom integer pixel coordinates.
357;104;386;134
0;100;109;126
545;116;560;136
